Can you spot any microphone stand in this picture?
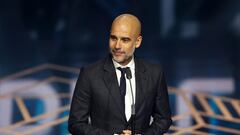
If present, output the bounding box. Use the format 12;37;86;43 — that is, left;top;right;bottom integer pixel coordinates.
129;81;135;135
126;68;135;135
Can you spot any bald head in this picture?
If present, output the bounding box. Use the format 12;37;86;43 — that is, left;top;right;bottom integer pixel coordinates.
111;14;141;38
109;14;143;65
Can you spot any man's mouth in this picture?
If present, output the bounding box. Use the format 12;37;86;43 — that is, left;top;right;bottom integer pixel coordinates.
113;51;124;56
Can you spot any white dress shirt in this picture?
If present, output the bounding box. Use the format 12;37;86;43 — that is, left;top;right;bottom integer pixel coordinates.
112;57;136;121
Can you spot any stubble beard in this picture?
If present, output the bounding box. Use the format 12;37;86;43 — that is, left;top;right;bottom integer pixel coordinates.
112;53;133;65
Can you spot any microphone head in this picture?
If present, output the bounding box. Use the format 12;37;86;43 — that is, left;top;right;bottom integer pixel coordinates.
126;67;132;79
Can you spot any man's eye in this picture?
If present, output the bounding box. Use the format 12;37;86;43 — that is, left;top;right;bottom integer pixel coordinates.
122;38;130;43
110;36;117;41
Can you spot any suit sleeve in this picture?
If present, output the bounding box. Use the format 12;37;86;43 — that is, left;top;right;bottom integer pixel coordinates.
68;67;111;135
143;71;172;135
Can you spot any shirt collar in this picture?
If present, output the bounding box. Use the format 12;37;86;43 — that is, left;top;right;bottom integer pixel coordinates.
112;56;135;70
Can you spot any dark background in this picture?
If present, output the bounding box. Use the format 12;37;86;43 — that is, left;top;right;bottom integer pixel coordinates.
0;0;240;134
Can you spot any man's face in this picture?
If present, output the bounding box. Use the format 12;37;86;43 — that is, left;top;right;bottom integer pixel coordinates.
109;22;141;65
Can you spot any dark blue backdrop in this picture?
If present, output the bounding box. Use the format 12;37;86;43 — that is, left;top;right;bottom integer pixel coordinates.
0;0;240;134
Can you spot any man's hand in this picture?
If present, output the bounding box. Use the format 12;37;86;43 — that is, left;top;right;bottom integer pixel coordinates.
120;129;131;135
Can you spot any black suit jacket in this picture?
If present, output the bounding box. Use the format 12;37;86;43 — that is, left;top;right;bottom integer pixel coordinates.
68;56;172;135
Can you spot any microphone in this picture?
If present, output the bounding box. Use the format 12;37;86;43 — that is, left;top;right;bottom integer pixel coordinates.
126;68;132;79
126;67;135;135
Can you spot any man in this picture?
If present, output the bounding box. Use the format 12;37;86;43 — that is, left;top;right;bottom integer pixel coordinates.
68;14;172;135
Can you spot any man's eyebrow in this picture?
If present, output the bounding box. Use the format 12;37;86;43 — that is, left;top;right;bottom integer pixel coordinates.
110;35;117;38
121;37;131;40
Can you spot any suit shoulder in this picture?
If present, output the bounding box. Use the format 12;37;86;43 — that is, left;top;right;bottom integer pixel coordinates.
139;59;163;72
80;59;105;74
138;59;166;81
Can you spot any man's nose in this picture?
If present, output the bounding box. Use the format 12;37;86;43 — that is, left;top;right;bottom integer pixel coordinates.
115;40;121;49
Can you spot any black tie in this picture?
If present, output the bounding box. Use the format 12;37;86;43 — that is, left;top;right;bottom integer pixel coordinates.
117;67;127;96
117;67;127;110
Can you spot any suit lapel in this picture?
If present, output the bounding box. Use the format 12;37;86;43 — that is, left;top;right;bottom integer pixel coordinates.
102;56;149;120
135;58;148;114
103;56;126;120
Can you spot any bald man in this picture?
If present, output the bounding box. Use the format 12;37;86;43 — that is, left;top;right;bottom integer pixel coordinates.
68;14;172;135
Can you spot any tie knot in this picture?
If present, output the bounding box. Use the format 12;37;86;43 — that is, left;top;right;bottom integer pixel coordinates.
117;67;128;74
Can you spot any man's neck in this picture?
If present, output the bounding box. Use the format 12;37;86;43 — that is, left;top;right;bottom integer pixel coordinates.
119;57;133;66
112;56;135;68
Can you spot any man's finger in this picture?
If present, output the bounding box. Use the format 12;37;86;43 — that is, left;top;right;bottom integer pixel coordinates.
123;129;131;134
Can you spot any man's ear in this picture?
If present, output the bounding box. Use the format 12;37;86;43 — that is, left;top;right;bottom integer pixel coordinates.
135;35;142;48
